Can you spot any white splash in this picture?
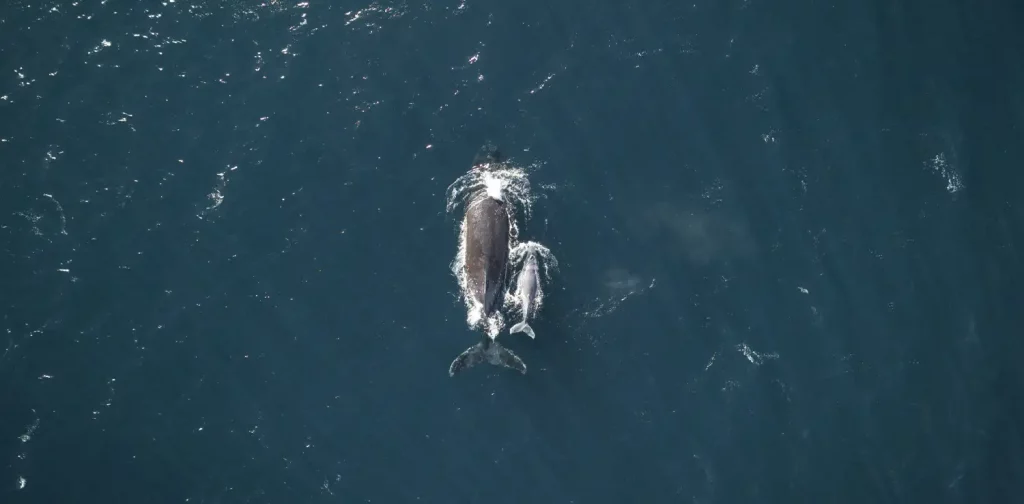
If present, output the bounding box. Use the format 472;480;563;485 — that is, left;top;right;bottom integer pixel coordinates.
737;343;779;366
509;241;558;280
927;152;963;194
484;174;504;201
198;165;238;220
445;161;533;221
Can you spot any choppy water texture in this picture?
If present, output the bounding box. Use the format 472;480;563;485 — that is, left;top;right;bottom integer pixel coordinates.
2;0;1023;502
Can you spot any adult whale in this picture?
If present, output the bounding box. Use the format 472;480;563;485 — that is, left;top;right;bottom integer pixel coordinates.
449;145;527;377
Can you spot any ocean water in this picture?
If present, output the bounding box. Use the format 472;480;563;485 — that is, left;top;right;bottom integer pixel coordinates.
2;0;1022;502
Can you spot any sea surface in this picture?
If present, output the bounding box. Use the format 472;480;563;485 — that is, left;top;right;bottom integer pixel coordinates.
2;0;1022;502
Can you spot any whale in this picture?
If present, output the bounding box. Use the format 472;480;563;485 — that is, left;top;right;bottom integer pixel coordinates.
509;248;540;339
449;145;527;377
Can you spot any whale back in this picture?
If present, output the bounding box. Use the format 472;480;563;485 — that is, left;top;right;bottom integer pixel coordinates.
463;196;511;317
517;253;539;301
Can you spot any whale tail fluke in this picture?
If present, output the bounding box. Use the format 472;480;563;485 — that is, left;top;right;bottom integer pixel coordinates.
449;340;527;377
510;321;535;339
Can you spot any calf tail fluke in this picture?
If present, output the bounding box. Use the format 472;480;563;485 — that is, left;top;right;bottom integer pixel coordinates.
510;321;536;339
449;340;527;377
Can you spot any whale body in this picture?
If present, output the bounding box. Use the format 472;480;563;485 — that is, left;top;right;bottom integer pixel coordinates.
449;145;527;377
509;250;539;339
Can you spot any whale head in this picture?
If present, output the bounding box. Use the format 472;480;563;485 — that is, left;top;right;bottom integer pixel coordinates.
472;142;502;168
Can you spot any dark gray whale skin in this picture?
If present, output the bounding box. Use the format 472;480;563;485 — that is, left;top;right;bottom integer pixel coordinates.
463;195;510;319
449;144;527;377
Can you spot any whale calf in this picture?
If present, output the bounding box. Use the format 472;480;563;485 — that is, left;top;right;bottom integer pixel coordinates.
507;240;555;340
509;248;540;339
449;145;526;377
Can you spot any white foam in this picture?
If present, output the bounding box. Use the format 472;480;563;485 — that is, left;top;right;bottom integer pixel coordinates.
737;343;779;366
484;173;504;201
509;240;558;279
445;162;533;222
927;152;964;194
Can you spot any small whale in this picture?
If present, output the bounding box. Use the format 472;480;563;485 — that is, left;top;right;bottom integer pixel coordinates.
449;144;526;377
507;240;556;340
509;249;540;339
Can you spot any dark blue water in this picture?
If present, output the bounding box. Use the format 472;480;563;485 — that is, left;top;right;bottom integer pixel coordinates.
2;0;1022;502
